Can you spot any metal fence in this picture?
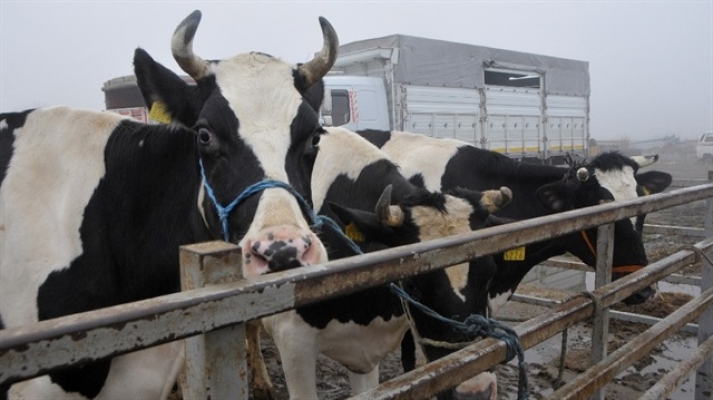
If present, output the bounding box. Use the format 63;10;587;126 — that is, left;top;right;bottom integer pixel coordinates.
1;183;712;400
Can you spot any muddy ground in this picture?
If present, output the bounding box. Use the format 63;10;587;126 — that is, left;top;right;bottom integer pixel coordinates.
248;154;712;400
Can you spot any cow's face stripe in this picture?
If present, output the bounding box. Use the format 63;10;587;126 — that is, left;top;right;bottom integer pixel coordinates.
595;165;639;226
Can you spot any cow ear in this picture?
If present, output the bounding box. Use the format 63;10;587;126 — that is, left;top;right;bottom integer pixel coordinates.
327;202;384;237
133;48;202;126
636;171;672;195
536;183;570;212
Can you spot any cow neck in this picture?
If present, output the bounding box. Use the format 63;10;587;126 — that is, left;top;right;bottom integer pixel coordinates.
579;226;644;274
198;159;348;245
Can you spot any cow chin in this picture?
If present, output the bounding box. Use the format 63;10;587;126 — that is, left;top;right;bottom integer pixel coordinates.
241;226;327;277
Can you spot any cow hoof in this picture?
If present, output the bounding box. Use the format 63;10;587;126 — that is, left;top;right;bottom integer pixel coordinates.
452;371;497;400
252;387;276;400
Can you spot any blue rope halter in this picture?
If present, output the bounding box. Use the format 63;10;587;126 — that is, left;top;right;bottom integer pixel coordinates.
198;159;358;253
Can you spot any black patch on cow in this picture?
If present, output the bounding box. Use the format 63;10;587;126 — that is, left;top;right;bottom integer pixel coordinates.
0;110;31;187
36;120;205;396
588;151;640;173
408;173;426;189
301;79;325;113
357;129;392;149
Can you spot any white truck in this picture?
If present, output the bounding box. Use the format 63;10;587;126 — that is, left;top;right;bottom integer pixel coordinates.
696;132;713;163
320;34;591;164
103;34;590;164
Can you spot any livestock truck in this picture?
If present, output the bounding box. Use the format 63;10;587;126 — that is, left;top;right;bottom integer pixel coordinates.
320;34;591;164
104;34;590;164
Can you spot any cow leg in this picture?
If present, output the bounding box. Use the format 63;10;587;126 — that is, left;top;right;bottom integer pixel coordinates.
9;342;184;400
262;311;319;400
347;366;380;395
97;341;185;400
247;321;275;400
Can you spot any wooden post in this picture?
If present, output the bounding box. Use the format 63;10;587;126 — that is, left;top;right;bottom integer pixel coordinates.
591;223;614;400
696;171;713;399
180;241;247;400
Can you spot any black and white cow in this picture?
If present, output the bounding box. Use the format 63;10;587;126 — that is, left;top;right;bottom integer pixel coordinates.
359;129;672;399
0;11;338;399
251;127;512;400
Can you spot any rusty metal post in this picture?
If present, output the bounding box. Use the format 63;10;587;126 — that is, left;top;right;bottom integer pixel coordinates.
696;170;713;399
180;241;247;400
591;223;614;400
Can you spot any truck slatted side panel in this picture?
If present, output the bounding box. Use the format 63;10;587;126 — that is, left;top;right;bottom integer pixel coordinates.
400;85;480;145
484;87;542;158
546;95;589;159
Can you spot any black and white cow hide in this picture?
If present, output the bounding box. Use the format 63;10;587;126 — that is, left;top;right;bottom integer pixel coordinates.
0;10;338;400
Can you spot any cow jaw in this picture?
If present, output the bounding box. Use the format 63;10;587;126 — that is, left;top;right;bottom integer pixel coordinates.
239;189;327;277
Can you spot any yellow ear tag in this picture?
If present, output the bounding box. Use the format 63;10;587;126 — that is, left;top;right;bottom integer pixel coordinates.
149;101;173;124
503;246;526;261
642;186;651;196
344;223;365;243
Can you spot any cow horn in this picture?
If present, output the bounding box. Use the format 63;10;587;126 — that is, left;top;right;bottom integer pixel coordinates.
298;17;339;87
375;185;404;227
482;186;513;213
631;154;659;168
171;10;210;80
576;167;590;182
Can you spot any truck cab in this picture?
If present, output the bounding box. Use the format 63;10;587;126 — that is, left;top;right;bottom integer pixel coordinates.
696;132;713;163
320;75;390;132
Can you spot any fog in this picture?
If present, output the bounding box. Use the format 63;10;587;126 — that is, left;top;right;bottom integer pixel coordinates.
1;1;711;140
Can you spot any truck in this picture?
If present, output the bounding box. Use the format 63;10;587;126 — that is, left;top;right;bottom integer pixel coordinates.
103;34;591;164
320;35;591;164
696;132;713;163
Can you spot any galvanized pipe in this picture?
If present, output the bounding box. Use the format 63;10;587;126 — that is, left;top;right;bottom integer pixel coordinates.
1;185;712;386
639;334;713;400
545;286;713;400
351;239;713;400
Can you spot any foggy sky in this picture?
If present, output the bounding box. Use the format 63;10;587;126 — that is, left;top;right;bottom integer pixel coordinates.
1;1;711;141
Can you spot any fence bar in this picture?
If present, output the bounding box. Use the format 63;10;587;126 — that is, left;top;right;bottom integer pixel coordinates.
179;241;247;400
3;187;711;386
546;285;713;400
352;240;713;400
1;185;713;387
591;223;614;400
643;224;705;237
696;171;713;399
639;334;713;400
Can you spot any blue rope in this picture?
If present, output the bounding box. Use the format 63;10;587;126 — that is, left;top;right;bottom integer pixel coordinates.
199;159;360;256
389;283;529;400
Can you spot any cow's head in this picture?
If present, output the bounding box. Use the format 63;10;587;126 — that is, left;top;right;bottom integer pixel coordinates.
134;11;338;276
536;152;672;304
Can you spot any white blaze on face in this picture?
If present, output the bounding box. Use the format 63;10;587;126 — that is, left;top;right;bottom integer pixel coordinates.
212;53;328;270
0;107;121;327
595;165;639;225
411;195;476;301
312;127;389;211
381;131;463;192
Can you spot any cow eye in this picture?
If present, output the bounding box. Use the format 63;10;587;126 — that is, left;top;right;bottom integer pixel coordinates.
197;128;213;146
311;133;321;147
